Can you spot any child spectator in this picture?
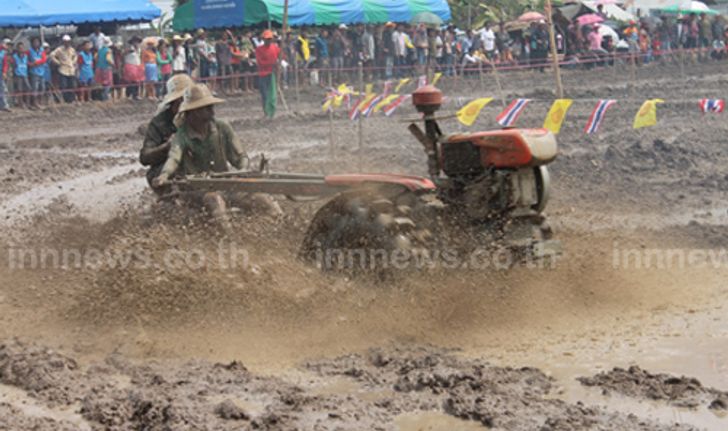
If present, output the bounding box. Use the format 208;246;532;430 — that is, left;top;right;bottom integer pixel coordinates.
142;39;158;100
28;37;46;109
123;37;143;100
95;37;114;101
157;39;172;95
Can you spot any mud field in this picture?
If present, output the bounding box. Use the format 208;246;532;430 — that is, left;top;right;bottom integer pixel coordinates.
2;61;728;430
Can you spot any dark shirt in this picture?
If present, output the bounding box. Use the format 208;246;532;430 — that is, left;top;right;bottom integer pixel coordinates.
140;109;176;186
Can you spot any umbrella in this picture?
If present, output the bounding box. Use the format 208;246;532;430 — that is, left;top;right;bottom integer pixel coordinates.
577;13;605;26
661;0;719;14
411;11;444;26
518;11;546;22
597;24;619;43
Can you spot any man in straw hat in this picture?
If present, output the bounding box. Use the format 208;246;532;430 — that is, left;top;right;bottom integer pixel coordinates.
154;83;282;227
140;74;194;193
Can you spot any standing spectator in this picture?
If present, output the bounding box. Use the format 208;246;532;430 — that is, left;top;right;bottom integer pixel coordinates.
196;30;212;85
157;39;172;95
531;21;549;71
50;35;77;103
330;28;347;82
41;42;52;103
315;29;330;85
12;41;31;108
413;23;428;68
480;22;496;60
216;31;233;94
28;37;46;109
141;40;158;101
95;37;114;101
382;22;396;79
89;27;105;52
239;31;255;93
393;24;407;77
361;25;375;80
0;38;10;112
699;12;713;60
254;29;279;118
123;37;143;100
172;35;187;75
229;35;243;93
443;27;455;76
77;41;94;102
112;41;124;100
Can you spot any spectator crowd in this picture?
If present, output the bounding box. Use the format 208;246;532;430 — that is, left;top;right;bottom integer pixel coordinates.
1;11;727;113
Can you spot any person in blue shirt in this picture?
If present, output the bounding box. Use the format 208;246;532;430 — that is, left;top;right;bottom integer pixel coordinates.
11;41;31;109
77;41;94;102
315;29;329;85
28;37;47;109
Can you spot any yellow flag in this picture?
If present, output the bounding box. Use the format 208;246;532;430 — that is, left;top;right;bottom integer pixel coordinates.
457;98;494;126
633;99;665;129
333;95;344;107
395;78;411;92
373;94;400;113
543;99;573;134
322;97;333;112
431;72;443;86
365;83;374;95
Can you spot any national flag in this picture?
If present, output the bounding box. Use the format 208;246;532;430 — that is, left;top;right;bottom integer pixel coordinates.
633;99;664;129
373;94;400;114
395;78;411;92
431;72;443;86
349;98;362;120
584;99;616;134
496;99;531;127
543;99;573;134
362;95;384;117
383;95;411;117
417;75;427;89
456;98;494;126
699;98;724;113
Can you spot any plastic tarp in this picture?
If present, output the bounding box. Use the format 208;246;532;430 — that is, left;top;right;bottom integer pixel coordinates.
173;0;451;31
0;0;161;27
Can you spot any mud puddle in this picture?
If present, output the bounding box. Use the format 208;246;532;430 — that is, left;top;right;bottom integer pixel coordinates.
395;411;488;430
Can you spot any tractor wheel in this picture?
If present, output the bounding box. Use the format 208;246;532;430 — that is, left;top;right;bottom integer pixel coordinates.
299;189;442;274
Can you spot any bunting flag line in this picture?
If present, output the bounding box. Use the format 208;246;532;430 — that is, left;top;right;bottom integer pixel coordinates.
496;99;531;127
543;99;573;134
383;95;411;117
431;72;443;86
373;94;400;114
394;78;411;92
457;98;494;126
417;75;427;89
699;98;724;113
633;99;664;129
584;100;617;134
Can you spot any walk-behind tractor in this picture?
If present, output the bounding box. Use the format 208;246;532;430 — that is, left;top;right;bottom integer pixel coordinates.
175;85;560;272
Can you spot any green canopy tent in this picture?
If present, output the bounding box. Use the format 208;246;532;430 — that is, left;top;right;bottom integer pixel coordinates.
173;0;451;31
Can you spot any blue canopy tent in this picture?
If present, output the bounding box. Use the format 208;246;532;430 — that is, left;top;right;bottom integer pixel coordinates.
0;0;162;27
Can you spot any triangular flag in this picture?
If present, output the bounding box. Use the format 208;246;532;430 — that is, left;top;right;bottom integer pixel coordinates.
395;78;411;92
372;94;400;114
543;99;573;134
633;99;664;129
365;83;374;95
322;97;334;112
417;75;427;89
383;95;411;117
431;72;443;86
456;98;494;126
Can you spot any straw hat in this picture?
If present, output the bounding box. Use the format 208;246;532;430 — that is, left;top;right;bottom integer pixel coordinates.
173;34;184;42
385;22;396;28
157;74;194;114
179;84;225;113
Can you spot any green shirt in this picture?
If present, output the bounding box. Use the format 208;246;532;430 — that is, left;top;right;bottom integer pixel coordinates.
159;119;247;180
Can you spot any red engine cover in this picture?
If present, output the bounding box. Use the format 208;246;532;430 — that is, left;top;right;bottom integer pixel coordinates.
445;129;556;168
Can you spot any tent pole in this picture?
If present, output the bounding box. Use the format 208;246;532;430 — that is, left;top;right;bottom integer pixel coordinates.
545;0;564;99
276;0;291;113
39;26;45;45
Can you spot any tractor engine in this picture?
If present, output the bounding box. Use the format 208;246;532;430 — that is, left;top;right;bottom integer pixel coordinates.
409;85;557;223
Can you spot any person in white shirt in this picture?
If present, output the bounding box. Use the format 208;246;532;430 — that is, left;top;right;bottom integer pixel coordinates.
393;25;407;77
480;22;496;59
171;35;187;74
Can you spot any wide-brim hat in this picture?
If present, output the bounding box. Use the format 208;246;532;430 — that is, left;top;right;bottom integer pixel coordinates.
173;34;184;42
157;74;194;114
179;84;225;113
385;21;396;28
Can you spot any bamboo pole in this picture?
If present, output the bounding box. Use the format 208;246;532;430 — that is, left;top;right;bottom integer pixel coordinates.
545;0;564;98
277;0;290;113
358;61;364;171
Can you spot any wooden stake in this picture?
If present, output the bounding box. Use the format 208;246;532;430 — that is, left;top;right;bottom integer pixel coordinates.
358;61;364;171
545;0;564;98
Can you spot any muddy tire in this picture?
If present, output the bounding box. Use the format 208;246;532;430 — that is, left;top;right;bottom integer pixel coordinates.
299;189;440;274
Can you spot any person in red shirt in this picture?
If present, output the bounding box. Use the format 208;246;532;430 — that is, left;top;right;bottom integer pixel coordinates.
0;39;10;112
254;29;280;118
